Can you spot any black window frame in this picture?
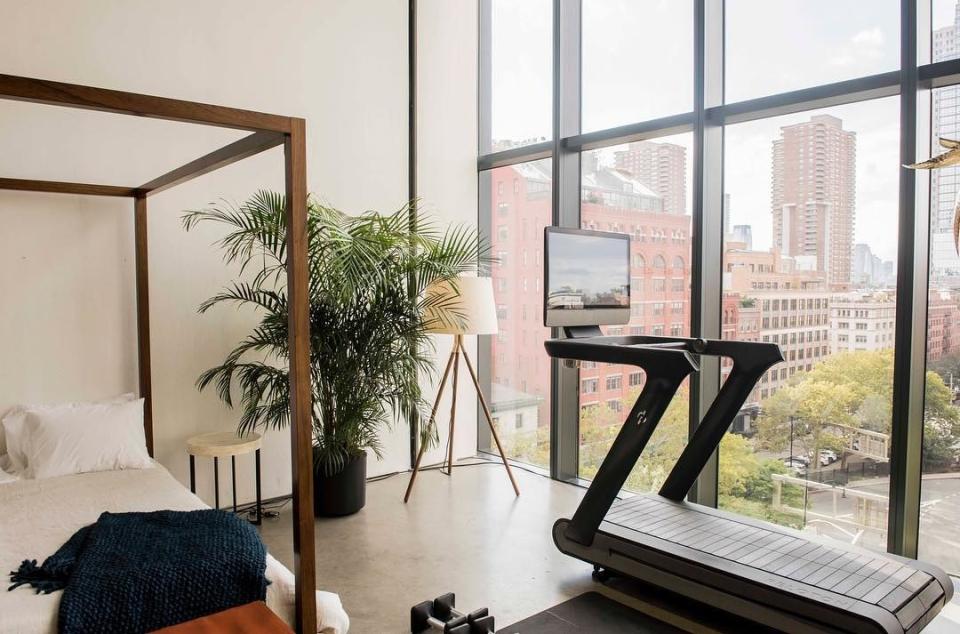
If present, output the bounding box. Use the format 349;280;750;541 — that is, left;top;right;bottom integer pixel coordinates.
476;0;950;559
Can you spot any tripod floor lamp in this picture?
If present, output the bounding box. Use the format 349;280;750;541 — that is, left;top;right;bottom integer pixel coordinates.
404;276;520;502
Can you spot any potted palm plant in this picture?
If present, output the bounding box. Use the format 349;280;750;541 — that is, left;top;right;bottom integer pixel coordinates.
184;191;486;516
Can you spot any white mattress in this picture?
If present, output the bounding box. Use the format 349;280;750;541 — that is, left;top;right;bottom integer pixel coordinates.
0;464;349;634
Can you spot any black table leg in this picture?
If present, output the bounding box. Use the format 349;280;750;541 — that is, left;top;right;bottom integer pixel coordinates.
213;456;220;510
189;455;196;493
231;455;237;513
255;449;262;525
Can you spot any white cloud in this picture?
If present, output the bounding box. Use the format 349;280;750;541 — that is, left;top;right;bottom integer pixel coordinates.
852;27;885;47
830;26;885;67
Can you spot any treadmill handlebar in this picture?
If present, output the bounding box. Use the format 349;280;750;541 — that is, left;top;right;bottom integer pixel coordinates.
544;337;701;376
544;335;784;545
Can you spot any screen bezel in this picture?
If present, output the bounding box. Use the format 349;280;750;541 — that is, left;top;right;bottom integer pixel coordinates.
543;226;631;328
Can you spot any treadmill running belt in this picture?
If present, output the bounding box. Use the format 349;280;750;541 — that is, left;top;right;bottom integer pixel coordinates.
603;495;941;631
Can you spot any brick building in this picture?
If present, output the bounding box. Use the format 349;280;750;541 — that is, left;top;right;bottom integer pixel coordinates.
488;144;692;428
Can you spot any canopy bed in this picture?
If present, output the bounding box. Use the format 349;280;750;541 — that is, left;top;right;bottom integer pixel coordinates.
0;73;323;633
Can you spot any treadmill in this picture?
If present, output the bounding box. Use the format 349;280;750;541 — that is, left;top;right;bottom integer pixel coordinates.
546;333;953;633
541;228;953;633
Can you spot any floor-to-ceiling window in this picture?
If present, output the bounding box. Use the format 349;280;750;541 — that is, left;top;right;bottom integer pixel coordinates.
719;99;900;553
478;0;960;563
918;0;960;574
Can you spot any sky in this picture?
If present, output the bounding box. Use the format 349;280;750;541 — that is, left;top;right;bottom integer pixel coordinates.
489;0;959;264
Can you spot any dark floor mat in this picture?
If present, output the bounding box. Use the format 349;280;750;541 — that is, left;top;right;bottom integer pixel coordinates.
498;592;682;634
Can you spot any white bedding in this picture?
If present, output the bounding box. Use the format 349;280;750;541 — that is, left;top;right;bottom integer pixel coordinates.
0;464;349;634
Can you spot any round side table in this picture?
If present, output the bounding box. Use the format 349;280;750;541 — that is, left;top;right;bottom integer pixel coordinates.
187;431;263;524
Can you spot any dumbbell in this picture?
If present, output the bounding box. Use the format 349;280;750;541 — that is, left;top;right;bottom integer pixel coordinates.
410;592;495;634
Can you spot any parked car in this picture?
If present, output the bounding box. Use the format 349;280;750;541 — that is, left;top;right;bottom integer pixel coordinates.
819;450;838;466
782;458;807;474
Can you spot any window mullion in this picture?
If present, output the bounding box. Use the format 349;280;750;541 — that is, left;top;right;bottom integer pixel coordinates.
688;0;725;507
888;0;927;559
551;0;582;481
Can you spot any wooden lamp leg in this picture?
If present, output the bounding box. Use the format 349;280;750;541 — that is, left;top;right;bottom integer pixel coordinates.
404;344;457;503
461;343;520;497
445;335;461;476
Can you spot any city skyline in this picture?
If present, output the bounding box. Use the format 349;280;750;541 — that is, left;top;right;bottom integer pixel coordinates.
488;1;917;263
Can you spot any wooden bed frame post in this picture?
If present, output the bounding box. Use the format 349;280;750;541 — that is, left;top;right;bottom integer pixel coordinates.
285;117;317;634
134;193;154;457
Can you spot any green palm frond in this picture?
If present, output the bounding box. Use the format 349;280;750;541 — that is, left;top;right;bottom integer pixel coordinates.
184;191;488;473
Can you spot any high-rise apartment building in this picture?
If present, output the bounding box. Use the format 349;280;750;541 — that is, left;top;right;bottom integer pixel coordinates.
731;224;753;250
772;114;856;289
723;193;732;237
852;243;894;288
931;4;960;281
614;141;687;215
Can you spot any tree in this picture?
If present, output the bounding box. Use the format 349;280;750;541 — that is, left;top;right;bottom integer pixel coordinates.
580;384;782;501
855;393;890;433
755;380;855;459
929;353;960;388
755;351;959;464
579;385;689;493
923;416;957;470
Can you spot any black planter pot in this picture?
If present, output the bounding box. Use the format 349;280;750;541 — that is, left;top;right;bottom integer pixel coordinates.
313;452;366;517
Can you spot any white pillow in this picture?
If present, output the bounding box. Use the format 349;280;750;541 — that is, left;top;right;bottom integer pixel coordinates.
22;398;151;479
1;394;136;474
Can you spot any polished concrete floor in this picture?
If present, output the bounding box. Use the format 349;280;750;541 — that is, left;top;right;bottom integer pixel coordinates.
258;461;960;634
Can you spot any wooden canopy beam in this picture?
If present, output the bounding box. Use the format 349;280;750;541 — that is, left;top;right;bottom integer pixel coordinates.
0;177;137;197
0;73;291;133
140;130;284;196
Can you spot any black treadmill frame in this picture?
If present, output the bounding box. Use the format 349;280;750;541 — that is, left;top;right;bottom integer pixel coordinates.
545;333;953;633
546;332;783;546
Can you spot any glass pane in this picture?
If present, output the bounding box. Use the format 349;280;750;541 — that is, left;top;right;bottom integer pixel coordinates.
918;80;960;573
484;159;552;468
725;0;899;103
486;0;552;152
581;0;693;132
577;134;693;493
719;98;899;554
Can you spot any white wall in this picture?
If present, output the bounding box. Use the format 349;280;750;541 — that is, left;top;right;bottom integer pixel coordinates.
416;0;481;468
0;0;414;504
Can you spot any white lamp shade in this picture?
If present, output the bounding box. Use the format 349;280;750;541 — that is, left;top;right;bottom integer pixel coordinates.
424;276;499;335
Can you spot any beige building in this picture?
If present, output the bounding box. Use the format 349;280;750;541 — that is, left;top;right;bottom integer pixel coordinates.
772;114;856;290
724;243;825;294
830;292;897;354
724;247;831;399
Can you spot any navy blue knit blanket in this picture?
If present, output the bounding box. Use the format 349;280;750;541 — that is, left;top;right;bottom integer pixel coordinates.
8;509;268;634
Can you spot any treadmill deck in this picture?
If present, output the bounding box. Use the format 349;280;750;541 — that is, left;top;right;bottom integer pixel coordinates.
601;495;944;632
